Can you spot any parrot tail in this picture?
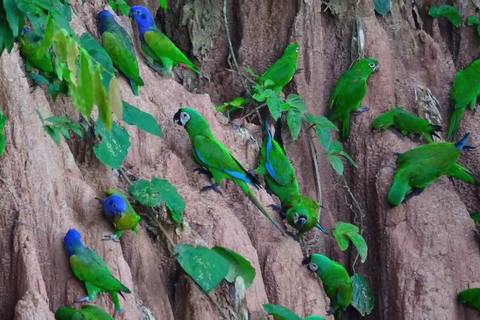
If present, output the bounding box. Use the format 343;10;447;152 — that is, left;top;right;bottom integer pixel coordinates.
239;182;286;236
447;107;466;140
109;291;124;313
129;79;140;96
455;132;475;150
387;174;411;207
274;117;286;153
339;114;350;141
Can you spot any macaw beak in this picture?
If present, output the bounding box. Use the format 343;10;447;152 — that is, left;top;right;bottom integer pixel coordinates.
128;11;134;19
173;110;182;125
301;256;311;265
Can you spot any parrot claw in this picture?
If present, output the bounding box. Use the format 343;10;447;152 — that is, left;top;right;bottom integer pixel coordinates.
353;107;370;116
200;183;222;195
402;188;424;203
194;167;213;180
326;306;335;315
102;234;120;242
75;296;95;304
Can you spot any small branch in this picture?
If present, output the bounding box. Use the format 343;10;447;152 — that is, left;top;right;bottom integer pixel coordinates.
240;103;266;120
223;0;251;96
154;212;176;248
305;125;323;217
119;167;133;185
341;175;364;234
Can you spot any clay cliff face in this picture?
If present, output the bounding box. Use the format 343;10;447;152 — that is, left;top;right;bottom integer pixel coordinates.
1;0;480;319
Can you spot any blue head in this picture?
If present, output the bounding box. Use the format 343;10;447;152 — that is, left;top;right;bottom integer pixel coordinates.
98;10;115;34
129;6;155;37
64;228;84;257
455;133;476;150
103;194;127;219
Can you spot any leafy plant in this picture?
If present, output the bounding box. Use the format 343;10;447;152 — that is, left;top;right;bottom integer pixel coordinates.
213;246;256;288
109;0;130;16
263;304;325;320
94;118;131;169
174;244;230;293
458;288;480;312
373;0;391;16
122;101;163;137
468;16;480;37
332;222;368;263
351;273;375;316
428;5;462;27
130;177;185;225
36;111;87;146
174;244;256;294
0;106;7;158
216;97;249;117
281;94;308;140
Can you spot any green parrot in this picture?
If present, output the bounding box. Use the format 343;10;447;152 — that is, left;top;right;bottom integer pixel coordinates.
64;229;131;313
55;305;113;320
0;107;7;159
173;107;285;234
448;59;480;139
255;43;300;93
98;10;145;96
388;133;478;206
303;254;353;318
19;28;54;75
255;118;328;238
129;6;201;76
327;58;379;141
372;107;442;142
96;189;141;242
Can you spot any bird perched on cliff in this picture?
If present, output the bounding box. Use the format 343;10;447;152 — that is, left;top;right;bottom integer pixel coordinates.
19;28;54;76
96;189;141;242
129;6;201;76
255;117;328;238
447;59;480;139
254;43;300;95
55;305;113;320
64;228;131;313
173;107;284;234
327;58;379;141
98;10;145;96
0;107;7;159
303;254;353;318
372;107;442;143
388;133;479;206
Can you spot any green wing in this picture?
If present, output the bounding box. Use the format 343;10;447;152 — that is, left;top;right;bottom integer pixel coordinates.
80;305;113;320
260;53;298;90
393;112;430;133
102;31;144;86
446;163;480;185
144;29;199;73
327;75;367;120
70;248;130;293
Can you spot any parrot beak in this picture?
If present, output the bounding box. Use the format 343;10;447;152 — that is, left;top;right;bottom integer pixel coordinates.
301;256;311;265
173;110;182;125
128;11;134;19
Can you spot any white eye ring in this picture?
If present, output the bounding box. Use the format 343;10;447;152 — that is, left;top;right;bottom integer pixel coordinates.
308;262;319;272
293;212;299;224
136;10;141;14
296;47;299;52
369;62;376;68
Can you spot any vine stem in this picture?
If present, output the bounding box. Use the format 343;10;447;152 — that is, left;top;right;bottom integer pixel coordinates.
305;124;323;217
223;0;251;96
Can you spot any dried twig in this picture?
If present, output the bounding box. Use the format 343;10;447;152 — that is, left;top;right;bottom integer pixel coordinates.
119;167;133;185
305;124;323;217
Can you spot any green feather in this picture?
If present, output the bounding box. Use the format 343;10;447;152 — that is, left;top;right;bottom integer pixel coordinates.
55;305;113;320
104;189;141;238
257;43;300;92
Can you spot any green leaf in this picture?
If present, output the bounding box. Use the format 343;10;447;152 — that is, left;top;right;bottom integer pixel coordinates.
351;273;375;316
316;127;331;152
58;124;71;140
79;33;116;74
333;222;368;263
109;77;123;120
26;73;51;85
470;212;480;223
65;122;84;138
287;108;303;141
45;125;62;145
159;0;168;10
306;114;338;131
252;91;267;102
123;101;163;137
303;317;326;320
3;0;21;38
428;5;462;27
286;94;308;113
173;244;230;294
93;119;130;169
339;150;358;167
93;67;112;132
79;48;94;118
0;4;15;54
458;288;480;312
244;66;259;79
42;15;55;48
129;177;185;224
213;246;256;288
373;0;391;16
468;16;480;26
44;116;70;124
115;0;131;16
263;304;302;320
109;0;118;12
327;154;344;175
265;89;282;121
328;141;343;154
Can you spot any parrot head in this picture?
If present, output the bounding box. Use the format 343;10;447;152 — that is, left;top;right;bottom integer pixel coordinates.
302;255;320;272
352;58;379;76
129;6;155;29
292;211;308;230
104;194;127;217
64;228;84;256
371;113;391;131
174;108;207;127
285;43;300;56
98;10;115;34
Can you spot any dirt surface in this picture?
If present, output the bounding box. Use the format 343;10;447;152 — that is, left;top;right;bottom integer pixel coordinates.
2;0;480;319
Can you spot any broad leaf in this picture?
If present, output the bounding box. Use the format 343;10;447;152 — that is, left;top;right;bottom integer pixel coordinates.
468;16;480;26
333;222;368;263
45;125;62;145
79;49;94;118
316;127;331;152
286;94;308;113
26;73;51;85
173;244;230;293
327;154;344;175
287;108;303;140
43;16;55;48
122;101;163;137
94;120;130;169
339;150;358;167
265;89;282;121
373;0;391;16
109;77;123;120
79;33;116;74
263;304;302;320
244;66;259;79
93;67;113;132
213;246;256;288
351;273;375;316
428;5;462;27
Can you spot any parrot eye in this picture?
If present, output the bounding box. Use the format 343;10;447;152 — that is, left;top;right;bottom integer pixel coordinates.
293;212;299;224
296;47;299;52
136;10;141;14
180;112;190;125
308;262;318;272
369;62;376;68
113;203;117;209
108;200;114;206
